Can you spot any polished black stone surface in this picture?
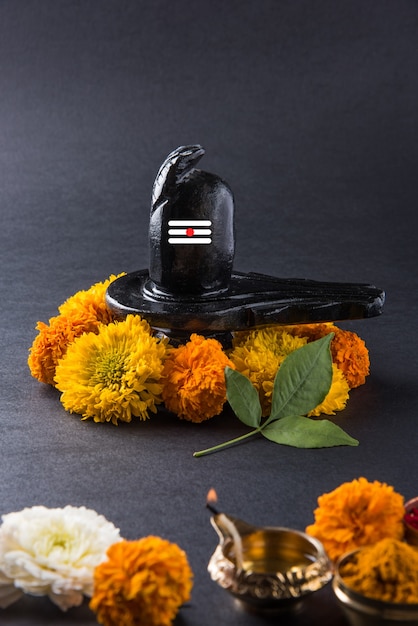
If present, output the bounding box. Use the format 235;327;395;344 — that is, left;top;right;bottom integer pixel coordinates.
107;146;384;340
107;269;384;336
148;145;235;297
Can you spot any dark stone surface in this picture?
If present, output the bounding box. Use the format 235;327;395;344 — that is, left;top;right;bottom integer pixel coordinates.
1;1;417;625
148;145;235;297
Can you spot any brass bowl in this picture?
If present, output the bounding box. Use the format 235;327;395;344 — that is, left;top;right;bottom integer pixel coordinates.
404;497;418;547
208;517;332;609
332;550;418;625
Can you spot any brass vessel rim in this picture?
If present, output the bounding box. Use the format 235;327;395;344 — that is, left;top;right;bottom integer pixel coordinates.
333;549;418;615
217;523;330;575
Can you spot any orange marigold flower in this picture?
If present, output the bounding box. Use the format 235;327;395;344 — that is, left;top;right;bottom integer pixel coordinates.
161;334;234;423
28;313;101;385
28;274;125;386
90;537;193;626
283;323;370;388
306;477;405;562
330;328;370;388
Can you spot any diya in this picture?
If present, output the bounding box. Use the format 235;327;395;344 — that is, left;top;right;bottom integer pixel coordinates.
106;144;384;344
207;510;332;608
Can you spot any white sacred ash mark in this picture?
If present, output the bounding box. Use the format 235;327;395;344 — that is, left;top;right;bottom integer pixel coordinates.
168;219;212;244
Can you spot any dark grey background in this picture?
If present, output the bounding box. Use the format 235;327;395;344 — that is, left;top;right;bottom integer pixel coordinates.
1;1;417;624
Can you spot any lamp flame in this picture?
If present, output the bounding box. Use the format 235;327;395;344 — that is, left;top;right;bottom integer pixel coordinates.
206;488;219;514
207;488;217;504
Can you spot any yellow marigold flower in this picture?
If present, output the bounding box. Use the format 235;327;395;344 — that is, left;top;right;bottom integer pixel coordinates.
161;334;234;423
230;327;347;417
58;273;125;325
28;273;125;386
281;323;338;342
230;328;307;416
282;323;370;389
306;477;405;562
308;363;349;416
54;315;167;425
90;536;193;626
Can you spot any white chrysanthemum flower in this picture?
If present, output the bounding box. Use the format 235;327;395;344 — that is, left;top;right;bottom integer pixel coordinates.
0;505;121;611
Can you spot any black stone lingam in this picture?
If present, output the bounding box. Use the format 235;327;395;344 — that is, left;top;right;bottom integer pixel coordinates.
148;145;235;298
106;145;385;344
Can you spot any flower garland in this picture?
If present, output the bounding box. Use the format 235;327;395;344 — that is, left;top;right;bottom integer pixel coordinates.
0;505;193;626
28;274;371;430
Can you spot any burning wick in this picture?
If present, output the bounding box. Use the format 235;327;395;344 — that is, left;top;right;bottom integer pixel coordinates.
206;489;244;571
206;487;220;514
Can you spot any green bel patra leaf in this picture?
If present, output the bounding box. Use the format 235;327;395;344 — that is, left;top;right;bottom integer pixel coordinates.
193;333;359;456
268;333;334;422
263;334;359;448
262;414;359;448
225;366;262;428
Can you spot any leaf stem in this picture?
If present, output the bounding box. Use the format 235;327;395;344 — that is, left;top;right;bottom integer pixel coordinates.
193;428;261;457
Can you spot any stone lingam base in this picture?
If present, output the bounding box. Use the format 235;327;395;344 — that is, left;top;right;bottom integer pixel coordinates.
106;145;384;345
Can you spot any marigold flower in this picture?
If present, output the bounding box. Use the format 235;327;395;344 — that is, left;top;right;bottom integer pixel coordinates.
230;327;348;417
308;364;349;416
58;273;125;324
54;315;167;425
28;314;98;385
0;505;121;611
161;334;234;422
230;328;307;416
28;274;125;386
306;477;405;562
90;536;193;626
330;328;370;388
282;323;370;388
281;323;338;342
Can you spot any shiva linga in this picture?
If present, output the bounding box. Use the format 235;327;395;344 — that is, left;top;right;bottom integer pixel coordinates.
106;145;385;344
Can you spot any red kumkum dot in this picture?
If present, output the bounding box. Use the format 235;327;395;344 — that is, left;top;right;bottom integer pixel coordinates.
186;227;194;237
